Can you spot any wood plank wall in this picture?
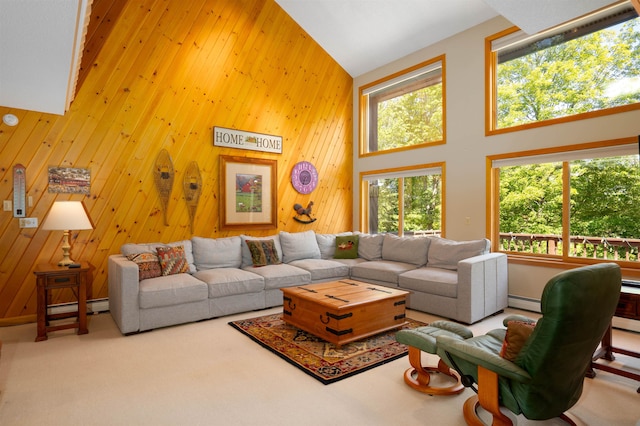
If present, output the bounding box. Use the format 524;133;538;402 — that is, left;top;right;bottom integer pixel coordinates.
0;0;353;321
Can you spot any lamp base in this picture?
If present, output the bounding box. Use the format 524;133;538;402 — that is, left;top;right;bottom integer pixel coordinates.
57;258;75;267
57;231;74;266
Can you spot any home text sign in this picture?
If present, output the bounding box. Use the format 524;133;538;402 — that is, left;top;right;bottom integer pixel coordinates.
214;126;282;154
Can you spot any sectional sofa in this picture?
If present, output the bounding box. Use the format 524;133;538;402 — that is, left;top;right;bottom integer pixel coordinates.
108;230;508;334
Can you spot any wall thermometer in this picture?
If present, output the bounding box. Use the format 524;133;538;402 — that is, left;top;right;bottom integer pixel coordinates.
13;164;26;218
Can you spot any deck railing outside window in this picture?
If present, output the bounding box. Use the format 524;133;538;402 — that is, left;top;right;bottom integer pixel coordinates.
498;233;640;262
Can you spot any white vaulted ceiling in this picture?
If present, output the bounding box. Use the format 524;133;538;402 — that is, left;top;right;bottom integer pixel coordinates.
0;0;631;115
0;0;91;115
275;0;622;77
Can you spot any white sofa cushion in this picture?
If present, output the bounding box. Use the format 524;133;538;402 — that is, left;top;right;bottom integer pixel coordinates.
279;230;321;263
357;233;384;260
399;267;459;297
192;236;242;270
381;234;430;267
288;258;350;281
193;268;264;298
427;237;489;270
138;274;208;309
351;260;417;284
241;263;311;289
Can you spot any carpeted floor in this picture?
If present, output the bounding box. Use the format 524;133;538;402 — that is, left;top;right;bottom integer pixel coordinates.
229;313;427;384
1;307;639;425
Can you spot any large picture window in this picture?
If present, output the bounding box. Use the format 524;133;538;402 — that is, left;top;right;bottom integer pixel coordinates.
490;138;640;269
359;56;445;155
487;2;640;134
362;165;443;236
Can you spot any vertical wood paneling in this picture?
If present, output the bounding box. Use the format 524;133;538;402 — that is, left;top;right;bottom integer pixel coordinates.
0;0;353;321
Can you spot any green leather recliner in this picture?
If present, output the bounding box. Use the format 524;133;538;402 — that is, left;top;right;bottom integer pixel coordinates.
436;263;621;425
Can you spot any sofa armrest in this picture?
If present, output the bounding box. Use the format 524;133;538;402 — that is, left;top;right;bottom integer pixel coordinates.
456;253;508;324
108;254;141;334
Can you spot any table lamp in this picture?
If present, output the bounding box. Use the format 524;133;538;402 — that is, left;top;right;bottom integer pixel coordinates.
41;201;93;266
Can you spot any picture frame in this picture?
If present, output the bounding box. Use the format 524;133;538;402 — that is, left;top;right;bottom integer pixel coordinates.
48;166;91;194
220;155;277;230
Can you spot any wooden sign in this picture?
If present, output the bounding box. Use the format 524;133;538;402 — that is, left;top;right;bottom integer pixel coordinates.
213;126;282;154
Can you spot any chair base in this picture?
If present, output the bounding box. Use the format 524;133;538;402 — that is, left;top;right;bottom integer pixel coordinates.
463;395;582;426
403;346;464;395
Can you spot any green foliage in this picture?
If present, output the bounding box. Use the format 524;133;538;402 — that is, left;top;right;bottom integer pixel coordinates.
403;175;441;231
570;157;640;238
376;178;399;233
497;19;640;128
499;163;563;234
377;84;443;150
372;174;441;234
499;155;640;259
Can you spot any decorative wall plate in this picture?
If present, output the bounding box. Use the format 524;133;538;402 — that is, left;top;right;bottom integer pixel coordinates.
291;161;318;194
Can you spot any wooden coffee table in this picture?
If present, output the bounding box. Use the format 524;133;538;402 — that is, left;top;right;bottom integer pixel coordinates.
281;279;409;346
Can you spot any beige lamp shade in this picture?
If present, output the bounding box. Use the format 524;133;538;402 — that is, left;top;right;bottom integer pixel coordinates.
42;201;93;265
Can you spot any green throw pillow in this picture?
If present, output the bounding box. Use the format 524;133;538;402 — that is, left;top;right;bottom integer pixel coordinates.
334;235;359;259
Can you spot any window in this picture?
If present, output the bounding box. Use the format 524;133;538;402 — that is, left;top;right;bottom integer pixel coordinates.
487;2;640;133
359;56;445;155
362;164;443;236
490;138;640;267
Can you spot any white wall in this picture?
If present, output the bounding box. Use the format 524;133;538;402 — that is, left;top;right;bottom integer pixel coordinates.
352;16;640;302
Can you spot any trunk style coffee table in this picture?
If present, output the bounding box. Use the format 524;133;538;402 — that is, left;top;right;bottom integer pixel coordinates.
281;279;409;347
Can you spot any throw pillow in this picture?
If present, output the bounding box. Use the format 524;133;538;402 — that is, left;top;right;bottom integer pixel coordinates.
192;236;242;270
126;252;162;281
245;239;282;267
427;237;489;270
381;234;430;266
358;233;384;261
156;245;190;276
316;232;352;259
334;235;359;259
279;230;321;263
240;234;283;268
500;320;537;362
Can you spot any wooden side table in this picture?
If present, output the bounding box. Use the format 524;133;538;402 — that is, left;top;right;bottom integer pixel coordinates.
34;262;90;342
589;285;640;393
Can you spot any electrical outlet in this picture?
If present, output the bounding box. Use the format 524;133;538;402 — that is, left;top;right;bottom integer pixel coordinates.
465;217;471;225
3;200;11;211
19;217;38;228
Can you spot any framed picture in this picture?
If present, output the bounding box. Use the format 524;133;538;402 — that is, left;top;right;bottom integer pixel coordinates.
48;166;91;194
220;155;277;230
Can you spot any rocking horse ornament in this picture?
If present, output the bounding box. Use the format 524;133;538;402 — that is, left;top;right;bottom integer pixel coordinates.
293;201;316;224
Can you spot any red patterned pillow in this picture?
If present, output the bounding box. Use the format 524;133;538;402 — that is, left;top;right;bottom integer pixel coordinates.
126;252;162;281
156;245;190;276
245;239;281;267
500;320;536;362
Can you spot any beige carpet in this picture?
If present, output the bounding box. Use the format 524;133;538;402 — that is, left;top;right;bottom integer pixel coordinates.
0;306;639;426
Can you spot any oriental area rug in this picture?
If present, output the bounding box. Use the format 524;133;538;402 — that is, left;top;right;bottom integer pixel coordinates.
229;313;427;385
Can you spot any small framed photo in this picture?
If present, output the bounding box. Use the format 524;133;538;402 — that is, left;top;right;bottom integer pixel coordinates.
48;167;90;194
